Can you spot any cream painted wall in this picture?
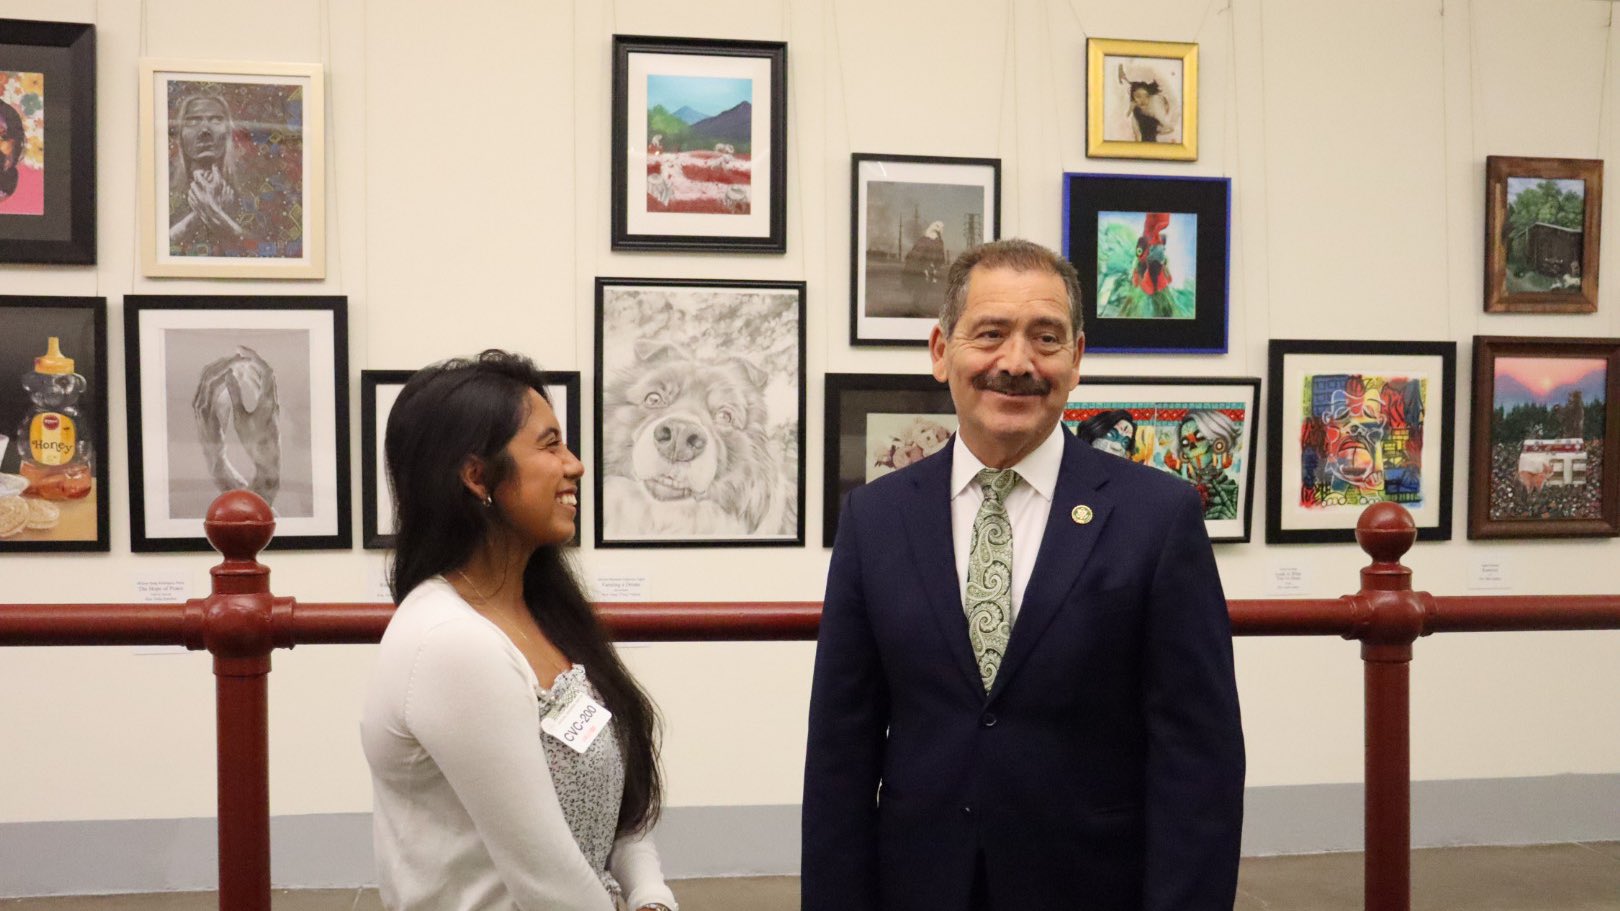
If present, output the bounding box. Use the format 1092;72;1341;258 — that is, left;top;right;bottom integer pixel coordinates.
1;0;1617;827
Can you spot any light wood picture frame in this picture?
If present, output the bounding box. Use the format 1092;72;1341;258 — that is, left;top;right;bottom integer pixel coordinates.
138;58;325;279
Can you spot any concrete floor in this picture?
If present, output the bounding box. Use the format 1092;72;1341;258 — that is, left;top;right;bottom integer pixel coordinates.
3;843;1617;910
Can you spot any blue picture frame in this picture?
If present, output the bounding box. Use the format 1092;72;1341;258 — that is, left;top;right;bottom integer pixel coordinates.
1062;172;1230;354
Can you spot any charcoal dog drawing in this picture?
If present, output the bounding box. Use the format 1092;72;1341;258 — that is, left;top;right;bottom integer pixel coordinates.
597;282;802;544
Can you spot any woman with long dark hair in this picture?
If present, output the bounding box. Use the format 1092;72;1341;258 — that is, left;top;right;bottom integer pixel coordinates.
361;350;676;911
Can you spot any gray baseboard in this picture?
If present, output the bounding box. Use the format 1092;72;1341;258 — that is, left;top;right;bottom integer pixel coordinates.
4;774;1618;897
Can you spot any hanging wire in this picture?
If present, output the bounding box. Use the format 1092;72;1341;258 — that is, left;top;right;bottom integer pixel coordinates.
318;0;340;290
784;0;806;275
1009;0;1024;236
361;0;373;365
133;0;151;289
1438;0;1455;340
995;0;1014;164
1595;1;1614;160
827;0;854;151
1466;0;1484;158
1040;0;1066;171
1252;0;1276;337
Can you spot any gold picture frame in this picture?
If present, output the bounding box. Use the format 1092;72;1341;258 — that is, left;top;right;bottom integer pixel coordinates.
1086;38;1198;162
138;58;326;279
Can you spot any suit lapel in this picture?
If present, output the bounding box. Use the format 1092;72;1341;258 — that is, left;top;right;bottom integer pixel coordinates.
987;432;1115;705
899;444;985;699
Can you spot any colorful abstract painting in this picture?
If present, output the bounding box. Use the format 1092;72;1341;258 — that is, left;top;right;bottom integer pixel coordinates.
1065;399;1247;520
644;74;752;215
165;79;306;259
1297;373;1427;510
1095;210;1197;319
0;70;45;216
1486;356;1606;521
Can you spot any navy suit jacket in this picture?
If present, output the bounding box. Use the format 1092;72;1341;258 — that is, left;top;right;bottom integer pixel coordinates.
802;430;1244;911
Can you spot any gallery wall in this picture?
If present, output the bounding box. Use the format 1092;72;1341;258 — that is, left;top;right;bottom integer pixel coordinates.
1;0;1618;891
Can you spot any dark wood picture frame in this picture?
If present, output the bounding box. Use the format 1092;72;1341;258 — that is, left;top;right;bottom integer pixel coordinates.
1063;375;1261;543
610;34;788;253
125;295;351;552
595;277;806;548
0;296;109;552
1063;172;1229;353
1468;336;1620;539
822;372;955;547
0;19;95;264
361;368;582;550
1484;156;1602;314
1266;339;1457;544
848;153;1000;347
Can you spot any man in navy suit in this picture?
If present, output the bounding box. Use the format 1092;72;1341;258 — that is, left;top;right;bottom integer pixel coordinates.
803;238;1244;911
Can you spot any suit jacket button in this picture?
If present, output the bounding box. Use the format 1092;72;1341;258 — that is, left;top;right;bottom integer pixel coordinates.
980;713;997;728
961;805;973;817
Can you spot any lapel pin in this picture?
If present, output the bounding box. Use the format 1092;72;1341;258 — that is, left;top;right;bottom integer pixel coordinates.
1071;504;1094;525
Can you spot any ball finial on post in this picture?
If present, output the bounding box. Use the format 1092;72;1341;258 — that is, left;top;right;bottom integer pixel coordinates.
1355;501;1416;565
203;490;276;563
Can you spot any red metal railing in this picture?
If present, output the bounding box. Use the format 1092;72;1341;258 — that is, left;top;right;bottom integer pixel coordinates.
2;491;1618;911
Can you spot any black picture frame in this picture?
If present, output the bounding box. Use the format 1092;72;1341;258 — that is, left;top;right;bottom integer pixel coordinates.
1063;375;1261;543
125;295;351;552
1467;336;1620;540
849;153;1000;346
1266;339;1457;544
822;373;955;547
360;368;582;550
0;19;95;264
1063;172;1229;353
0;296;109;551
610;34;788;253
595;277;806;548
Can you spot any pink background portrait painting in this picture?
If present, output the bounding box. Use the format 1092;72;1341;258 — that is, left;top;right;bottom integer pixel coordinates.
0;70;46;216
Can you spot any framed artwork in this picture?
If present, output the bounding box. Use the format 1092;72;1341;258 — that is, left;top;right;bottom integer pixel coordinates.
822;373;956;547
0;19;95;264
1267;340;1456;544
849;153;1000;346
361;368;582;549
1484;156;1602;313
0;297;108;551
1063;172;1229;353
1086;37;1197;161
125;296;350;552
138;58;325;279
595;278;805;547
610;35;787;253
1063;376;1260;543
1468;336;1620;539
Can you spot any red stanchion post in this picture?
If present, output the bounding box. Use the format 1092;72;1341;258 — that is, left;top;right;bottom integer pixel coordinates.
189;491;285;911
1350;502;1431;911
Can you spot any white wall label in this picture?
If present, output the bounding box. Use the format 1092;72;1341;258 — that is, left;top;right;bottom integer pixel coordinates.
593;575;648;602
1467;557;1513;591
368;562;392;602
1267;564;1312;597
133;572;191;655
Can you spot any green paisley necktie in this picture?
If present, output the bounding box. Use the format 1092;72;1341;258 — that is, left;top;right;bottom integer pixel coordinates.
965;467;1019;691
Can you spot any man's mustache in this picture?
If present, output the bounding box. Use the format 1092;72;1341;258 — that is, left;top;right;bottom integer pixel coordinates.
973;373;1051;396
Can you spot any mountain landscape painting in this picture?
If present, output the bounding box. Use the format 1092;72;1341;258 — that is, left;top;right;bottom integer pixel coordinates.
645;74;753;215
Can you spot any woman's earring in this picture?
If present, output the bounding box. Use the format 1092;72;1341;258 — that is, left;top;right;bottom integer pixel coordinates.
482;495;493;508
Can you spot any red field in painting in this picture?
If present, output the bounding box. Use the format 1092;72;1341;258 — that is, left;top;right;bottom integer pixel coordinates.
645;150;753;215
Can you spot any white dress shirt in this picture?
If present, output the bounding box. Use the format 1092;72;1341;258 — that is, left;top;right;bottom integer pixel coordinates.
949;424;1068;620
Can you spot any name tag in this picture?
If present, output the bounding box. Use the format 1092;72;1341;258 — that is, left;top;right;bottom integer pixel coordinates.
540;691;612;754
